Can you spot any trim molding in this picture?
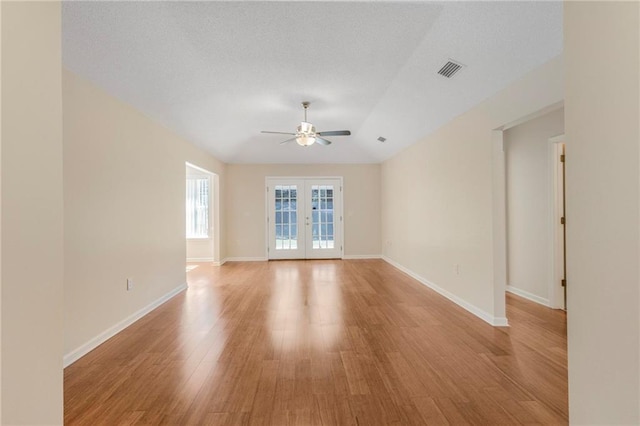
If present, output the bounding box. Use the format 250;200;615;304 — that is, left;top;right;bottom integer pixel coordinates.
186;257;214;263
506;285;551;307
222;256;383;262
63;283;188;367
224;257;267;262
382;256;509;327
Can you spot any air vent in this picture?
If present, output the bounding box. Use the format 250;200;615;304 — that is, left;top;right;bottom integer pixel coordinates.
437;60;464;78
377;136;387;143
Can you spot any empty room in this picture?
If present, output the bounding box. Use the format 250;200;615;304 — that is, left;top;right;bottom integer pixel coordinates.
1;1;638;425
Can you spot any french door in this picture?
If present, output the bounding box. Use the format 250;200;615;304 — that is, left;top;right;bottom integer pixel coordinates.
267;178;342;259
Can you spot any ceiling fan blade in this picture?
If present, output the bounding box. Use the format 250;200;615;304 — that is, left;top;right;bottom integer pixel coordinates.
316;130;351;137
315;137;332;146
261;131;296;135
279;137;297;145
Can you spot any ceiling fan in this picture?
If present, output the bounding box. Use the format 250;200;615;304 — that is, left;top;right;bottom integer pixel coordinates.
261;102;351;147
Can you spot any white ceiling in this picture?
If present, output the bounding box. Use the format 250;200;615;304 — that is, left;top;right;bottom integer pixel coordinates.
62;1;562;164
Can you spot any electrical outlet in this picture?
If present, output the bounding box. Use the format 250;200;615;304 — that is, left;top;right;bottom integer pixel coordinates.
126;278;134;291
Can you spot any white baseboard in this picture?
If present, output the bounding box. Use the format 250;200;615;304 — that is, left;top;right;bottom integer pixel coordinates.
224;257;267;262
343;254;382;260
382;256;509;327
188;258;225;266
187;257;214;262
63;283;188;368
506;285;551;307
222;256;382;262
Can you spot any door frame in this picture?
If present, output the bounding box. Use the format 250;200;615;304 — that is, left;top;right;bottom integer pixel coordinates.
265;176;344;260
548;134;566;309
492;101;564;325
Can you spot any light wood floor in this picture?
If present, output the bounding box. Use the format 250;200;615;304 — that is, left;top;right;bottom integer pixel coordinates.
64;260;568;425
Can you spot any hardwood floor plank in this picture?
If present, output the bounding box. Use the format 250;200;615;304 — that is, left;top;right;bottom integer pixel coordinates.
340;351;371;396
411;396;450;425
432;398;472;425
64;260;568;425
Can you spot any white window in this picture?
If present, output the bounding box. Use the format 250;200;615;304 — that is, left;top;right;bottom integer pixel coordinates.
186;177;210;238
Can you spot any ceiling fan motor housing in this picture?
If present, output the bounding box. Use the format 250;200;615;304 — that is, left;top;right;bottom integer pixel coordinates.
297;121;316;136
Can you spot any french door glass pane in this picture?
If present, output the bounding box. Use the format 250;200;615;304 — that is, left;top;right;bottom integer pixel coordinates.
311;185;335;249
274;185;298;250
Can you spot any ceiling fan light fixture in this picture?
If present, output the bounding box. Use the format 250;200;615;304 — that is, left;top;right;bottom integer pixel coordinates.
296;135;316;146
296;121;316;146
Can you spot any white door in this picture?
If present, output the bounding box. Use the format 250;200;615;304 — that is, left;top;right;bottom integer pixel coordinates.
267;179;305;259
305;179;342;259
559;143;567;310
548;136;567;310
267;178;342;260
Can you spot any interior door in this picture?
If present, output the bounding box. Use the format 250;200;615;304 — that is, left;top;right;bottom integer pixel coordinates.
267;178;342;260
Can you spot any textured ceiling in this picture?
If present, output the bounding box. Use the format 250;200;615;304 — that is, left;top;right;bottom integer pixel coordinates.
62;1;562;164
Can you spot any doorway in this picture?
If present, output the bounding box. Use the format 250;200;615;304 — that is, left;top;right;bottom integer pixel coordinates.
498;105;565;319
266;177;343;260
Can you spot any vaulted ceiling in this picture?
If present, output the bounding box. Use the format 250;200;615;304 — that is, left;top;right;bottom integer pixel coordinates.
62;1;562;164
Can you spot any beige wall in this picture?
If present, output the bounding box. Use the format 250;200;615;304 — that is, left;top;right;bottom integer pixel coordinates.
505;108;564;304
1;2;63;424
226;164;381;259
187;238;214;261
565;2;640;423
63;69;226;358
381;56;563;324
